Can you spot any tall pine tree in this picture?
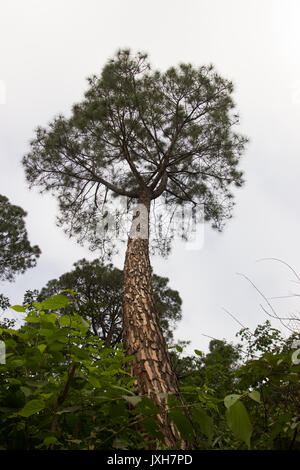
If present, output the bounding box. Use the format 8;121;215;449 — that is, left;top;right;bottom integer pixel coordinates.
23;50;247;447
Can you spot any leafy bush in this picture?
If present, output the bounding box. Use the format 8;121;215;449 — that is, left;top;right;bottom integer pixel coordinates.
1;294;299;450
0;293;165;449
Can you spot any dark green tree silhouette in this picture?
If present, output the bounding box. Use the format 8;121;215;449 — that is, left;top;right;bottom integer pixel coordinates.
0;194;41;282
25;258;182;346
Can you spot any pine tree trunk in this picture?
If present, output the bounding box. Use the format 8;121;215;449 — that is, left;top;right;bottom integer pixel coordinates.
122;190;186;449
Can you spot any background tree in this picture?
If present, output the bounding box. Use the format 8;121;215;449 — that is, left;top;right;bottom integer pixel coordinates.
0;194;41;282
172;339;242;399
0;294;10;311
24;258;182;346
22;49;247;447
234;321;300;449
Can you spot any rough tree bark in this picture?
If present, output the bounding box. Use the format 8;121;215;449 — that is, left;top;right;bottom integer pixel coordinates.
122;190;186;448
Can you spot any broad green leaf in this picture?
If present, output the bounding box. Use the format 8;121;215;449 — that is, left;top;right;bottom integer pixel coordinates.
7;378;21;385
32;302;44;311
18;399;45;417
248;390;261;403
40;393;53;400
59;315;71;327
37;344;47;354
181;385;197;392
81;318;89;329
122;395;142;406
112;437;129;450
10;305;26;313
111;385;135;395
226;401;253;449
194;349;203;356
40;295;69;310
24;312;40;323
1;329;19;336
224;394;241;409
25;379;48;388
192;406;214;443
42;313;58;324
175;345;183;353
88;375;101;388
136;397;160;415
140;417;164;441
66;439;82;445
26;317;39;324
10;359;25;367
157;392;168;398
117;368;131;376
20;386;32;397
42;436;59;447
60;289;79;295
169;406;194;441
122;355;136;363
56;406;81;415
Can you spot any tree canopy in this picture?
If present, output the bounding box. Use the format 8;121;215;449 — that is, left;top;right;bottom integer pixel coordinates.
23;49;247;256
24;258;182;345
0;194;41;282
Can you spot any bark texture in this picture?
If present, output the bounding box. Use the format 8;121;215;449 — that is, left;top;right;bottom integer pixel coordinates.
122;192;185;448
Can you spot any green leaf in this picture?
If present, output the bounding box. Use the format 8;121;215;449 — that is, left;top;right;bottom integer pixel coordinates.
111;385;135;395
81;318;89;329
56;406;81;415
40;393;53;400
18;399;45;417
43;313;58;324
157;392;168;399
136;397;160;415
43;436;59;447
112;437;129;450
192;406;214;442
140;417;164;441
224;394;241;409
194;349;203;356
66;439;82;445
24;312;40;322
20;386;32;397
32;302;44;311
122;355;136;363
59;315;71;327
37;344;47;354
248;390;261;403
175;345;183;353
10;305;26;313
60;289;80;295
122;395;142;407
40;295;69;310
169;406;194;441
226;401;253;449
88;375;101;388
7;378;21;385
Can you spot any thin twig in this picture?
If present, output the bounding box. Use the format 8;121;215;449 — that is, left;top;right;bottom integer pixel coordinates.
257;258;300;283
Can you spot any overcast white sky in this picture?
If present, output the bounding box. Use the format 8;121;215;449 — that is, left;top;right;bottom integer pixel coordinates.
1;0;300;354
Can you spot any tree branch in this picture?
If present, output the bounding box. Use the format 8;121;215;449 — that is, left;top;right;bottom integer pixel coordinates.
50;363;78;439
